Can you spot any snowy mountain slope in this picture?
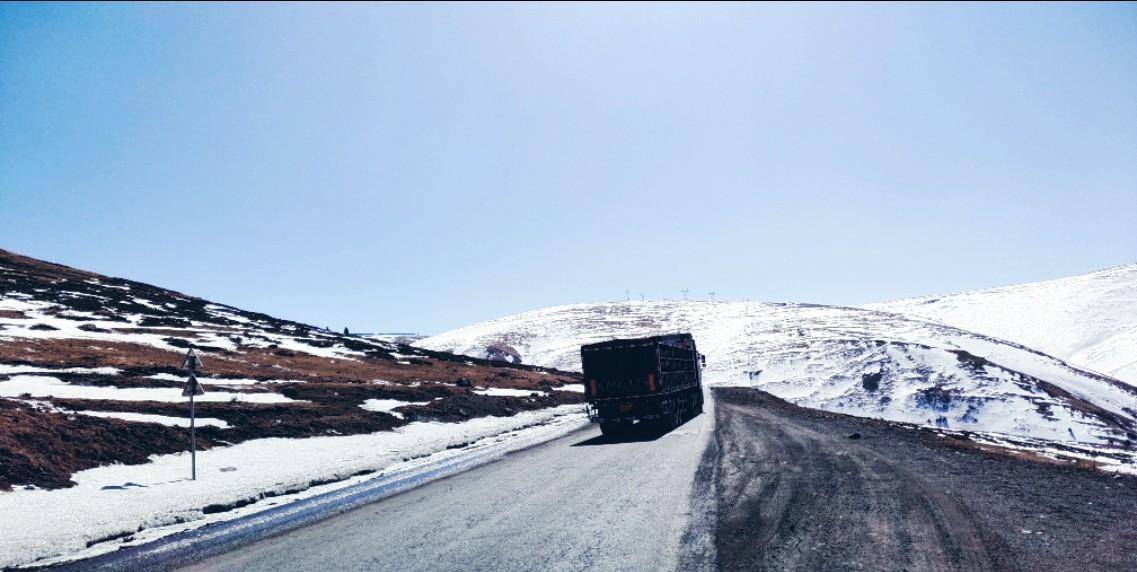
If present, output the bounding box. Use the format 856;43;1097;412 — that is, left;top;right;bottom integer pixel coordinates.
0;249;586;567
0;248;582;491
418;301;1137;447
866;264;1137;386
0;248;436;368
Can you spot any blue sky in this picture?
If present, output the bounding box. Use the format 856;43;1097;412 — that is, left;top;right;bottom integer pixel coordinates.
2;3;1135;333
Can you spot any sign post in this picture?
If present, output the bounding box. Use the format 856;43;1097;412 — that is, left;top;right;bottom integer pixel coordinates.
181;348;205;480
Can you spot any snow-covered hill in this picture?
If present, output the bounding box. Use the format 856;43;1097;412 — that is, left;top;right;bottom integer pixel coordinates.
0;248;581;487
0;249;586;568
418;301;1137;448
865;264;1137;386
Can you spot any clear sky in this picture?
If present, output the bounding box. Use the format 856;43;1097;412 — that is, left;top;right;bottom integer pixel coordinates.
2;3;1135;334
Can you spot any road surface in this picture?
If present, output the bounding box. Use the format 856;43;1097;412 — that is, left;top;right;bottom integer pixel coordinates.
182;405;715;572
711;388;1137;571
60;387;1137;571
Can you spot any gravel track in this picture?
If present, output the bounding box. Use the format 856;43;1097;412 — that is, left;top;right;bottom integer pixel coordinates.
711;387;1137;571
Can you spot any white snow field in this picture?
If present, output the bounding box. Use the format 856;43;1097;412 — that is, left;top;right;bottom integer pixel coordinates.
0;374;299;403
418;300;1137;447
0;405;587;568
72;411;231;428
866;264;1137;386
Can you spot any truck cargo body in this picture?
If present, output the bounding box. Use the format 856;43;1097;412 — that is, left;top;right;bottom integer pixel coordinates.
580;333;704;436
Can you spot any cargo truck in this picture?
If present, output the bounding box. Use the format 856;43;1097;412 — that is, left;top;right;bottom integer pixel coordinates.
581;333;705;436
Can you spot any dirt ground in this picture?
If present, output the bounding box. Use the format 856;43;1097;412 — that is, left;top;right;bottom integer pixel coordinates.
0;248;584;491
0;383;582;491
0;337;578;390
709;387;1137;572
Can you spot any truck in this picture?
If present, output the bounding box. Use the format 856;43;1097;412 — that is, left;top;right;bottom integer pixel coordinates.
580;333;705;436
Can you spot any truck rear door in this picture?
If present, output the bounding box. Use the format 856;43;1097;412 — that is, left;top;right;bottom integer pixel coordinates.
583;343;659;398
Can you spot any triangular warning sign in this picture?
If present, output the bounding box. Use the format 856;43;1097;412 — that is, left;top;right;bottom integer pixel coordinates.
182;372;205;397
182;349;203;372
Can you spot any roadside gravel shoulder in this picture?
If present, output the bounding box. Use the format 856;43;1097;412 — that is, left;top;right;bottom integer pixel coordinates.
711;387;1137;571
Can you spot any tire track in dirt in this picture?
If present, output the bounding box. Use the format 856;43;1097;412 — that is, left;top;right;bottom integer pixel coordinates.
710;387;1136;571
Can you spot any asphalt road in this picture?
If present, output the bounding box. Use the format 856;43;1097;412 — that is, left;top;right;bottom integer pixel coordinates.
182;405;716;572
85;386;1135;572
711;388;1137;572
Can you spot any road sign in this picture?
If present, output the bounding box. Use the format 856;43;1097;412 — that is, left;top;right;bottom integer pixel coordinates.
181;348;205;481
182;372;205;397
182;348;203;372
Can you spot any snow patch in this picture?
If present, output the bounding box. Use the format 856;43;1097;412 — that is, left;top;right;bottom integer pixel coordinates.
359;398;434;419
473;387;547;397
0;375;299;404
0;405;587;568
74;411;230;429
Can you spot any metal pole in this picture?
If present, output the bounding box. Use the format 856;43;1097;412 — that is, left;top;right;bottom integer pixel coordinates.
190;392;196;480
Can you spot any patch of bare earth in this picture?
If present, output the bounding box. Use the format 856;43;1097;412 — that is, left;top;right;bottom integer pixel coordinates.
0;248;584;492
0;338;578;389
0;339;583;491
0;400;191;491
0;382;578;491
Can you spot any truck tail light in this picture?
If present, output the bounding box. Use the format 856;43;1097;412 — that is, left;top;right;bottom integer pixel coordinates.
647;373;656;392
589;379;597;396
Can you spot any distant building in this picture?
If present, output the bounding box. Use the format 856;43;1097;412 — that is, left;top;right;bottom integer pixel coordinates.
484;342;522;364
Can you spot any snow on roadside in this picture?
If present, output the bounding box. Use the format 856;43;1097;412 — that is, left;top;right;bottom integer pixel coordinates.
73;411;230;429
0;375;298;404
0;404;588;569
